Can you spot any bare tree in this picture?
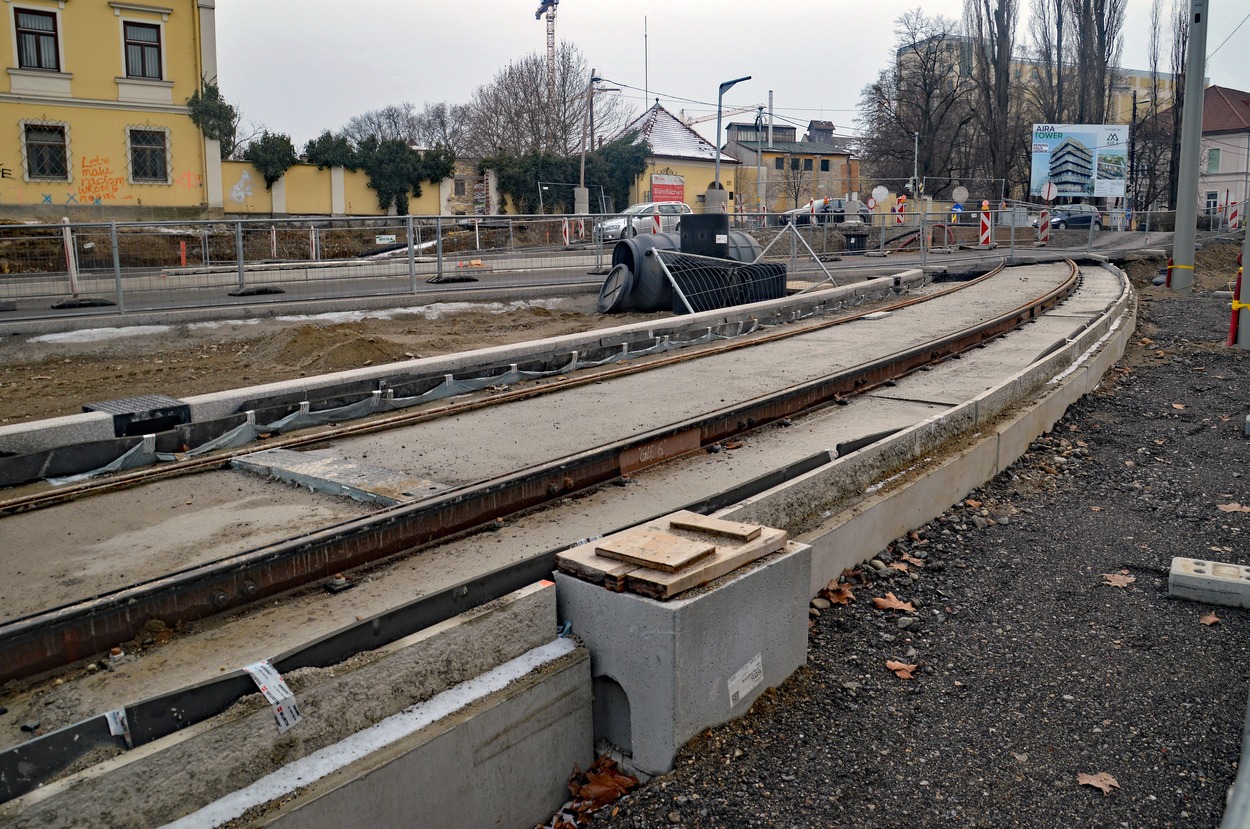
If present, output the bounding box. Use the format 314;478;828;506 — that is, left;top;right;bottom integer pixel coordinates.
414;102;471;155
1166;0;1189;208
1065;0;1126;124
460;43;632;159
1026;0;1072;122
964;0;1022;189
342;103;420;147
857;9;978;199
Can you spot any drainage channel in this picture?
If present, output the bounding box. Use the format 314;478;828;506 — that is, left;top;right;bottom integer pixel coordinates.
0;260;1077;685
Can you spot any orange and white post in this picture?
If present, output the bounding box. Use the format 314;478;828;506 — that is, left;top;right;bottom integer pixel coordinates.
979;200;993;248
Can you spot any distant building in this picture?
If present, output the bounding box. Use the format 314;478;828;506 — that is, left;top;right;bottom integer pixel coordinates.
612;102;738;211
1048;136;1094;195
722;120;861;213
1196;85;1250;218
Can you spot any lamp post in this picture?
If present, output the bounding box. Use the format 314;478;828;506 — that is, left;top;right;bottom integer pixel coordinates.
754;106;765;219
1129;91;1152;221
714;75;751;190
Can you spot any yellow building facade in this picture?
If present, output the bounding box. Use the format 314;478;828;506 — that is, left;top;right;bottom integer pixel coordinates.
0;0;224;219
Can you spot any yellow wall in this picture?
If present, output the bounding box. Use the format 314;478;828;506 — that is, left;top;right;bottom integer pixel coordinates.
282;164;332;215
341;168;377;216
221;160;271;214
632;158;738;212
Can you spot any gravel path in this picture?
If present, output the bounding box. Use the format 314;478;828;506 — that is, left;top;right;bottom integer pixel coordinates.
587;271;1250;827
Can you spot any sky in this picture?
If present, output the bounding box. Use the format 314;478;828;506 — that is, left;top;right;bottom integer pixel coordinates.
216;0;1250;151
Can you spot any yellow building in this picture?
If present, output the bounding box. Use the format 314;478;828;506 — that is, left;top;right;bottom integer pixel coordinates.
0;0;224;220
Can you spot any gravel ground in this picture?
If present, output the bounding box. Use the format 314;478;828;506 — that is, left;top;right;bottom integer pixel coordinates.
586;264;1250;827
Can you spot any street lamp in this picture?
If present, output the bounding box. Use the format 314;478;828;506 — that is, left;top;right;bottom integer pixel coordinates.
714;75;751;190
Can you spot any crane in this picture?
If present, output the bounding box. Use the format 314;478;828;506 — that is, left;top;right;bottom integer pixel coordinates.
535;0;558;104
680;104;762;126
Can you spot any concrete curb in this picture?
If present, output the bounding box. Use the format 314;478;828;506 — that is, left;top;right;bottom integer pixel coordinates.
721;263;1134;594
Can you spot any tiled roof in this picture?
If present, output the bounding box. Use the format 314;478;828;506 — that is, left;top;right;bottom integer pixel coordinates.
1203;85;1250;134
616;103;737;164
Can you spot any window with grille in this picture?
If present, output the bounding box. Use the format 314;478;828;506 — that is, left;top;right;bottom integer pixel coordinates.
803;158;813;172
774;158;783;170
820;159;830;172
15;9;59;71
25;125;67;180
454;179;466;196
130;129;168;182
124;22;161;79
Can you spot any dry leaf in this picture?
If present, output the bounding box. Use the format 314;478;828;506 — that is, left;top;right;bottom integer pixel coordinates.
824;583;855;604
1090;506;1103;512
901;552;925;567
1217;503;1250;513
888;562;909;572
723;440;745;450
1219;414;1231;422
1139;337;1153;345
1101;572;1136;588
1124;460;1135;467
966;499;982;508
1171;403;1186;410
1078;771;1120;795
873;592;916;612
886;659;918;679
1200;612;1220;626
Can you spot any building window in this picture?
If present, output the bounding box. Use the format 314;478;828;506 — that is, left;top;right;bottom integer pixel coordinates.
124;22;162;79
803;158;813;172
790;158;799;171
820;159;830;172
1207;148;1221;173
129;128;168;182
1205;191;1218;216
774;157;783;170
15;9;59;71
454;179;466;196
24;124;68;180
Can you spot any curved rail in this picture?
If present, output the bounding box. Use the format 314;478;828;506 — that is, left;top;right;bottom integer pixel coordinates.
0;260;1077;684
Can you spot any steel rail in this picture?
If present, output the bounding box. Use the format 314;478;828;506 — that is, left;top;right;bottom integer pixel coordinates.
0;263;1006;517
0;260;1078;684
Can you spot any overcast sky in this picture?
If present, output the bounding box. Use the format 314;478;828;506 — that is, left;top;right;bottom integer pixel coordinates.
216;0;1250;150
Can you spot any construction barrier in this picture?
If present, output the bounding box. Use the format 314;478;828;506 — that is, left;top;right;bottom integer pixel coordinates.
1038;209;1050;245
979;209;992;248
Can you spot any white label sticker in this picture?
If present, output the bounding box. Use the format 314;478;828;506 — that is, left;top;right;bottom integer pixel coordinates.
727;653;764;707
104;708;129;738
272;697;302;734
715;234;729;244
245;660;294;704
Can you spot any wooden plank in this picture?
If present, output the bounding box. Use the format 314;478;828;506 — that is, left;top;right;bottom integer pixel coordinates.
595;527;715;573
666;510;762;542
625;527;788;600
555;544;631;591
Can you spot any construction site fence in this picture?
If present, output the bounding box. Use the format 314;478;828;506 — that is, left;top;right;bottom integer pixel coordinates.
0;208;1243;321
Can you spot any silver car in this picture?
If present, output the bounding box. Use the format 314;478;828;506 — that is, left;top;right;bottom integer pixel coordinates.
595;201;692;241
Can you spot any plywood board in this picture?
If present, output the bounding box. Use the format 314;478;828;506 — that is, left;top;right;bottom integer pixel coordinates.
595;527;715;573
556;544;632;591
625;527;788;600
666;510;762;542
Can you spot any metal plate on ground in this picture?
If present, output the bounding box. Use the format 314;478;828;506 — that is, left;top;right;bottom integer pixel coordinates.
232;448;449;506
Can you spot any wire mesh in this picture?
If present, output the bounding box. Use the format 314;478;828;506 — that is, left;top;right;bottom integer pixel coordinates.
653;248;788;314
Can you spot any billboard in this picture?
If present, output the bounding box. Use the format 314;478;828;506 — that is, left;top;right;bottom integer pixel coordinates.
1030;124;1127;198
650;174;685;203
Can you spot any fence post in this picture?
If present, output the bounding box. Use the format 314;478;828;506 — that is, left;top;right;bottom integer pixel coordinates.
110;221;125;314
1009;208;1015;259
235;220;246;291
60;217;80;297
919;210;927;266
435;216;443;280
1086;212;1096;252
406;214;417;294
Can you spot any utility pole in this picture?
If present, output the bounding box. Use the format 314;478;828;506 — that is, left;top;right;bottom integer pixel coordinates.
576;67;595;216
1170;0;1209;292
755;106;765;216
913;132;919;213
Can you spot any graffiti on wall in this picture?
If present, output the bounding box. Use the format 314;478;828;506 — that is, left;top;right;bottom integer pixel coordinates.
0;164;13;180
79;155;124;203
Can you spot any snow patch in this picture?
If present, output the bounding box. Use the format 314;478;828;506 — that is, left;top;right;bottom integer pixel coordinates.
29;325;172;344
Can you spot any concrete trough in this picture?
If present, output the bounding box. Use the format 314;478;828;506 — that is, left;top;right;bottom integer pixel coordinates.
0;581;592;829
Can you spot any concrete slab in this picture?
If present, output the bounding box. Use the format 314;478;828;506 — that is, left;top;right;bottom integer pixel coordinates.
0;411;115;455
555;540;810;776
231;448;450;506
1169;557;1250;608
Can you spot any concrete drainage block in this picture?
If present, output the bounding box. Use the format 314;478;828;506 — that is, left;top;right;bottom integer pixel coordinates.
1169;557;1250;609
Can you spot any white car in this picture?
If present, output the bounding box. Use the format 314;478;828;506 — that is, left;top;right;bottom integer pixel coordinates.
595;201;692;241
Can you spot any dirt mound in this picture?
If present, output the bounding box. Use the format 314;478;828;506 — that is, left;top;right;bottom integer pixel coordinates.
251;323;409;372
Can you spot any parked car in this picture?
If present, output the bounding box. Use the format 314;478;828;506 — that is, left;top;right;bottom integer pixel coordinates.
1032;203;1103;230
595;201;692;241
772;198;872;226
